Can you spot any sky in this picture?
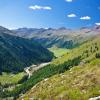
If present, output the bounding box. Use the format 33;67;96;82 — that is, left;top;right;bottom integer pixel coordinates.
0;0;100;29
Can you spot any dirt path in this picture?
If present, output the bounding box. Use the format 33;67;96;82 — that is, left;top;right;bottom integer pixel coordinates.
24;62;50;78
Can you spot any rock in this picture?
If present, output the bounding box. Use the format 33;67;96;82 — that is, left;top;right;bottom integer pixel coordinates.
44;78;48;81
89;96;100;100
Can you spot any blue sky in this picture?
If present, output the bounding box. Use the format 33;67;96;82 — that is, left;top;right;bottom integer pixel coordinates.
0;0;100;29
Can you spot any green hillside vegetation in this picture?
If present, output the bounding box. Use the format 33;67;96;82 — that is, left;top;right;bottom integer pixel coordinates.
3;56;81;99
0;72;26;85
0;72;27;100
1;36;100;99
21;58;100;100
0;30;54;73
52;36;100;65
48;47;69;57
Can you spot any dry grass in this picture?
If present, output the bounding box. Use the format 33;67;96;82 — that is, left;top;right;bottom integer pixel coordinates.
19;59;100;100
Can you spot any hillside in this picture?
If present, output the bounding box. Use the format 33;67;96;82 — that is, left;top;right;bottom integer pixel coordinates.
0;26;54;73
2;35;99;99
13;26;100;49
18;35;100;100
20;58;100;100
52;35;100;65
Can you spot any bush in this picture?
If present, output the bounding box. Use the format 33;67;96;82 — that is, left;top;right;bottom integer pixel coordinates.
96;53;100;58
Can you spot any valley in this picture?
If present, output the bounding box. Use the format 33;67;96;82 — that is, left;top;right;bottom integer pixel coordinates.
48;47;69;57
1;0;100;99
0;26;100;100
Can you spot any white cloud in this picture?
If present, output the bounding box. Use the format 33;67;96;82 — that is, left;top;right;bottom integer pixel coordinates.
80;16;91;20
67;14;77;18
29;5;52;10
65;0;73;2
95;23;100;26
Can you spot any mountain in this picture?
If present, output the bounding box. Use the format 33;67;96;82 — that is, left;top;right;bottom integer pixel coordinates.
0;26;54;73
13;26;100;49
12;27;74;48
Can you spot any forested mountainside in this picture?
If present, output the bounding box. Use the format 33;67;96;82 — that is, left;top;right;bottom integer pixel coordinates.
13;26;100;48
0;26;54;73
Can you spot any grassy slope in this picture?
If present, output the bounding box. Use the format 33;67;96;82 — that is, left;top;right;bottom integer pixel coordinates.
18;36;100;100
48;47;69;57
21;58;100;100
0;72;26;85
52;36;100;65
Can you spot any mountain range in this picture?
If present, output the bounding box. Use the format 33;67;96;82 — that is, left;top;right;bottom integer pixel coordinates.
12;26;100;48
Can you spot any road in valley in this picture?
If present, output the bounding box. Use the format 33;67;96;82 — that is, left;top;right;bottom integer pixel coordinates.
24;62;50;78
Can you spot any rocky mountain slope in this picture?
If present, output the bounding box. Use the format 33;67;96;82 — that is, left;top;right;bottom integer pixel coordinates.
13;26;100;48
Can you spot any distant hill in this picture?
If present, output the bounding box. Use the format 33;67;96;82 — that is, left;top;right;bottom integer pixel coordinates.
0;26;54;73
13;26;100;49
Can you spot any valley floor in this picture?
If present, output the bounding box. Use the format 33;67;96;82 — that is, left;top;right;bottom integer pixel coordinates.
48;47;69;57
